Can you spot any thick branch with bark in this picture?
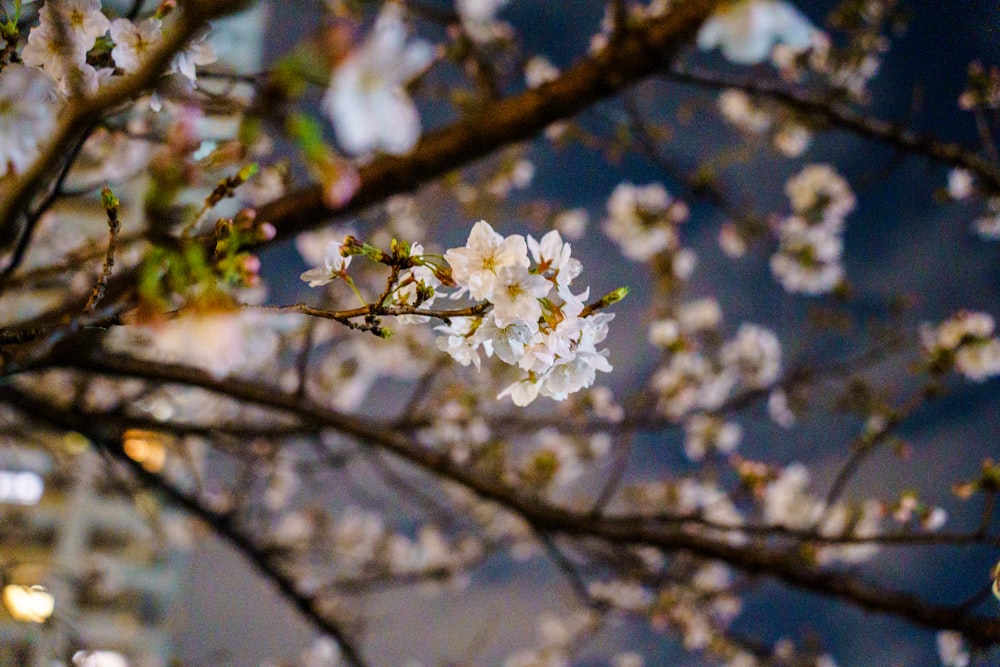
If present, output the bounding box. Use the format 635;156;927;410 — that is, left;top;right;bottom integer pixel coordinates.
9;351;998;646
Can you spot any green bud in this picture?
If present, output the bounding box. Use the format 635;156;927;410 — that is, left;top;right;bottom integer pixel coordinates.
237;162;259;182
603;286;630;305
100;187;120;211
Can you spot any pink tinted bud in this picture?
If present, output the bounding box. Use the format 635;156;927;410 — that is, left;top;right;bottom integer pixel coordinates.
242;255;261;274
259;222;277;241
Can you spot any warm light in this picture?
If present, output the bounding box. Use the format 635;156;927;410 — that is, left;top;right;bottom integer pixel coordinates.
3;584;55;623
0;470;44;505
122;430;166;473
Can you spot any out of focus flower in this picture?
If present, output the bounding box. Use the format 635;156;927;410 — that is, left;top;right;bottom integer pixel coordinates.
456;0;510;42
0;64;58;178
72;650;129;667
171;29;217;85
936;631;970;667
948;168;974;200
771;164;854;294
603;182;688;261
109;17;164;73
921;311;1000;381
322;3;434;156
697;0;818;65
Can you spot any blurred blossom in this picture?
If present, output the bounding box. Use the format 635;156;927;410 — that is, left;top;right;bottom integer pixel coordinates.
72;651;129;667
322;3;434;156
936;631;970;667
603;182;688;261
921;311;1000;382
553;208;588;240
767;388;795;428
771;164;854;294
110;18;164;73
0;470;44;504
697;0;819;65
300;636;342;667
457;0;511;42
773;122;811;157
948;168;974;200
973;197;1000;239
718;90;771;134
0;64;58;179
525;55;559;88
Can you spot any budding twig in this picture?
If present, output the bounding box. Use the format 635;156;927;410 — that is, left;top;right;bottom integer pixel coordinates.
83;187;122;313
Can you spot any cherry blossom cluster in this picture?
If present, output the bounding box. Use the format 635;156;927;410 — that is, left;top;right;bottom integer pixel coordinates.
650;303;782;426
21;0;215;95
716;89;812;157
762;462;883;564
0;0;217;179
440;221;616;406
321;3;433;157
770;164;855;294
602;182;690;262
920;310;1000;382
298;220;619;406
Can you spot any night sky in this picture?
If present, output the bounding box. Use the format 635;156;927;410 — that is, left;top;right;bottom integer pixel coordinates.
174;2;1000;665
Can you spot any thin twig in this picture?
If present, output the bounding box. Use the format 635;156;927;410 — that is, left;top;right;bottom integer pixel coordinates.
83;188;122;313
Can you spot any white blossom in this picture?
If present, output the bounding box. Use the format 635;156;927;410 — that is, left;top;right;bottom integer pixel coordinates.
603;182;688;261
683;413;742;460
922;311;1000;382
763;463;822;529
444;220;530;300
948;168;974;200
171;29;218;85
936;631;970;667
721;323;782;388
436;317;488;370
72;651;128;667
697;0;818;65
785;164;856;224
490;265;552;328
109;17;164;74
322;3;434;156
300;636;343;667
718;89;771;134
524;56;559;88
0;64;58;178
456;0;511;42
300;240;352;287
23;0;109;88
527;230;582;287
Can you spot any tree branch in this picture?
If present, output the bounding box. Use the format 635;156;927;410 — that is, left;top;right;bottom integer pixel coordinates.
17;352;1000;646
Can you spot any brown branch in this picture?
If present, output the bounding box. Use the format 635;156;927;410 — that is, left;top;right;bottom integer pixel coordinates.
254;0;719;243
21;352;1000;646
1;1;717;340
664;65;1000;193
0;0;251;242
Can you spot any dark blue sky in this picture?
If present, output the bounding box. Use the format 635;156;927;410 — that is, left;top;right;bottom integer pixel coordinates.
177;2;1000;665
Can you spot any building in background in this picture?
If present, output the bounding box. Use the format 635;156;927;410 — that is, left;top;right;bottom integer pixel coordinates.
0;443;186;667
0;3;266;666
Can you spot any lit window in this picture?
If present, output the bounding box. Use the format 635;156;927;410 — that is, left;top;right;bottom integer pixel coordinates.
0;470;44;505
2;584;54;623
